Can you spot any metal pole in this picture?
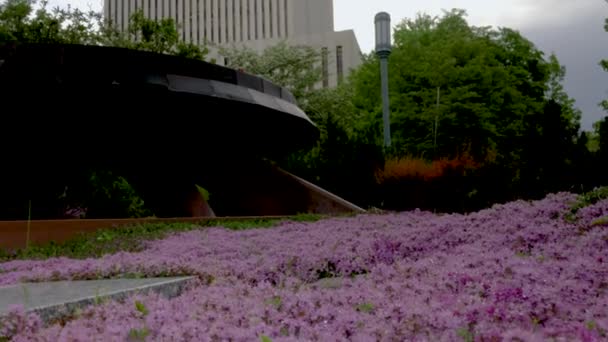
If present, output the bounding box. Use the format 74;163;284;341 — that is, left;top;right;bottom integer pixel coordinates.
380;56;391;147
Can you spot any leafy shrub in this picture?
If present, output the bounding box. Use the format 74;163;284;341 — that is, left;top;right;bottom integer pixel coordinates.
566;186;608;221
86;170;152;219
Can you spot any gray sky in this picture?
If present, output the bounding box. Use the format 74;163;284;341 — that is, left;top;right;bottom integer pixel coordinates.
49;0;608;130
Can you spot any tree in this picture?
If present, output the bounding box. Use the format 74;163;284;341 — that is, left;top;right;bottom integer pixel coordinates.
0;1;208;61
351;9;571;164
101;9;208;60
350;8;583;203
0;0;102;44
595;118;608;159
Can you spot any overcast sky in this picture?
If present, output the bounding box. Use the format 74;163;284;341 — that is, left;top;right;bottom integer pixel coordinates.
49;0;608;130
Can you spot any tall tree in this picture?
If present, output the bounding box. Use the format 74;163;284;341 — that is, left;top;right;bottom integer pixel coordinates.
351;9;582;158
0;0;102;44
350;9;582;199
0;1;208;60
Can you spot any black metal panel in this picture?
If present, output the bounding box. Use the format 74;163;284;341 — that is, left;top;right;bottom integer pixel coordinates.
235;70;263;93
261;78;282;98
0;43;320;169
0;44;304;105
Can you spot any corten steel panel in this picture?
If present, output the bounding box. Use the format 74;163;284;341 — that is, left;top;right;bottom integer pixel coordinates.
0;217;290;251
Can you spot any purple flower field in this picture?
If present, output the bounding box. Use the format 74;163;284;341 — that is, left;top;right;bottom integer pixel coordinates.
1;192;608;341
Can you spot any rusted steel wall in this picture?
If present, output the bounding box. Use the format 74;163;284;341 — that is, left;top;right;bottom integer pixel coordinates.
0;217;288;251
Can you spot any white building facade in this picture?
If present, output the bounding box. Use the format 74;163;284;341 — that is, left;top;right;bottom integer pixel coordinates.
104;0;362;87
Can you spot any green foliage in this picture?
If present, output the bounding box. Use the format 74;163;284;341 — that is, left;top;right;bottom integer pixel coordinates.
86;170;152;219
352;9;579;166
592;216;608;227
0;0;103;44
575;186;608;209
219;219;278;230
456;327;475;342
345;8;586;207
566;186;608;221
195;184;211;202
0;1;208;60
595;117;608;157
127;327;150;341
355;302;375;314
288;213;325;222
264;295;282;309
259;335;273;342
283;83;383;206
135;300;149;316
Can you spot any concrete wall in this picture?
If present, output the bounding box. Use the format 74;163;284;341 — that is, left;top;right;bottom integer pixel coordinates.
291;0;333;36
105;0;300;45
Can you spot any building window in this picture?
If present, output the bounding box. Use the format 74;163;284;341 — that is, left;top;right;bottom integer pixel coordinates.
183;0;187;41
322;47;329;88
269;0;273;38
197;0;200;44
218;0;222;43
211;0;214;42
203;0;207;42
232;0;236;41
254;0;258;40
284;0;288;37
261;0;265;39
211;0;219;43
224;57;229;66
175;0;179;24
248;0;252;40
226;0;229;42
336;45;344;84
239;0;243;41
276;0;280;37
108;0;113;26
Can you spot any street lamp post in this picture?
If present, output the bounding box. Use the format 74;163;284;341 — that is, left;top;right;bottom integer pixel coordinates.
375;12;392;148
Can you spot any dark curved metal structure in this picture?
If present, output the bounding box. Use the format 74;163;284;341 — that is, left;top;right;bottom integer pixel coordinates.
0;44;320;219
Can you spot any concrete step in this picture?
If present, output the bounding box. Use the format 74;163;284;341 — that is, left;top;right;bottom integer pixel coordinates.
0;276;194;323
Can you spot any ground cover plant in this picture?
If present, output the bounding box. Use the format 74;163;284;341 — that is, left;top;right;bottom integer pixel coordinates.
0;190;607;341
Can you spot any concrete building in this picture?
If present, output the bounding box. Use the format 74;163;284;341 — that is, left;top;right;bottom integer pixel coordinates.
104;0;362;87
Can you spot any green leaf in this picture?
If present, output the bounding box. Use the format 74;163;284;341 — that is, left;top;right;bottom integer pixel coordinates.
456;327;475;342
259;335;273;342
264;296;282;309
355;302;375;313
195;185;211;202
135;300;149;316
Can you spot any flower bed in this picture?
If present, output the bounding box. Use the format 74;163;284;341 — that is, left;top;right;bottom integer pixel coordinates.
1;192;608;341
